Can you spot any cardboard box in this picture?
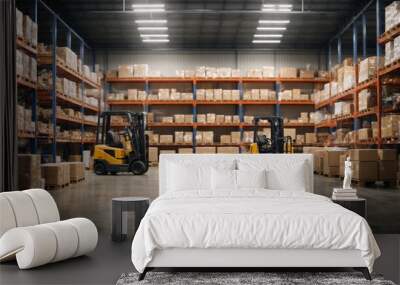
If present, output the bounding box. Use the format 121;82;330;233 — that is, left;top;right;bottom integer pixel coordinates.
118;65;133;78
314;150;325;173
284;128;296;139
202;131;214;144
305;133;317;144
184;115;193;123
18;154;42;189
377;149;397;161
323;151;346;176
178;148;193;154
339;154;347;177
220;135;232;144
16;9;23;38
68;155;82;162
358;128;372;141
349;149;378;161
67;162;85;181
197;114;206;124
352;161;378;181
41;163;70;187
159;135;173;144
231;132;241;144
378;160;397;180
280;67;297;78
196;147;216;154
299;69;315;78
217;147;239;154
174;114;185;123
174;131;184;144
148;147;158;162
161;117;174;123
207;113;216;124
160;150;176;155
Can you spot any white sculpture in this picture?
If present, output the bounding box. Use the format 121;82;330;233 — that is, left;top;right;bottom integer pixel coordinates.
343;156;352;190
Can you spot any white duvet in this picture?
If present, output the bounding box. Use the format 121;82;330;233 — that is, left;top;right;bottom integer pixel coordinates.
131;190;380;273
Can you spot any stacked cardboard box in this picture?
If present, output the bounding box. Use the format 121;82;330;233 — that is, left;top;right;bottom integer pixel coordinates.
305;133;317;144
358;89;376;111
358;57;383;83
349;149;378;182
382;114;400;138
385;1;400;31
217;147;240;154
178;148;193;154
358;128;372;141
148;147;158;163
377;149;398;182
323;150;346;176
41;163;71;188
196;147;216;154
18;154;43;189
279;67;297;78
339;153;348;177
67;162;85;182
57;47;78;71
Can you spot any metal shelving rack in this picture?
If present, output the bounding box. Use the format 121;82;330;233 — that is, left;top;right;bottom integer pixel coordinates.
106;76;328;152
18;0;102;162
315;0;400;149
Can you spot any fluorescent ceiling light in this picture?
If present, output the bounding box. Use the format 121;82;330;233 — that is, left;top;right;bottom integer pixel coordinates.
138;27;168;31
142;39;170;43
262;4;293;12
253;40;281;43
140;34;169;37
257;27;286;31
135;20;167;24
132;4;165;8
133;9;165;12
254;34;283;38
259;20;290;24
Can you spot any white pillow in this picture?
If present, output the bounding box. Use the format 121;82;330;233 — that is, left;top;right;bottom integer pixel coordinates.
167;163;210;191
266;162;306;191
211;168;237;191
236;169;267;189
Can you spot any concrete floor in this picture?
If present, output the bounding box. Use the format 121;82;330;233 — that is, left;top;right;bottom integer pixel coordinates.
1;167;399;285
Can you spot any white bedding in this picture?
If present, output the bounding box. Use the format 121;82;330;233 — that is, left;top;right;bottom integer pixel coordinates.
131;190;380;273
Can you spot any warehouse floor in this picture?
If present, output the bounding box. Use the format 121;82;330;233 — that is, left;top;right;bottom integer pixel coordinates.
1;168;400;285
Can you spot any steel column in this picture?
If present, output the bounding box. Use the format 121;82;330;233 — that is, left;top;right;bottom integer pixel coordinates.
362;14;367;59
80;42;85;156
353;23;360;132
51;15;57;162
376;0;382;148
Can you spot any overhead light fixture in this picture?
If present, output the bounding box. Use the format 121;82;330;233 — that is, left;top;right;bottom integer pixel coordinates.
257;27;286;31
259;20;290;24
253;40;281;44
142;39;169;43
135;20;167;24
262;4;293;12
138;27;168;31
132;4;165;13
254;34;283;38
140;34;169;37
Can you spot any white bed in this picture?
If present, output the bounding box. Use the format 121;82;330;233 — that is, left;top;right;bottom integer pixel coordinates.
131;154;380;280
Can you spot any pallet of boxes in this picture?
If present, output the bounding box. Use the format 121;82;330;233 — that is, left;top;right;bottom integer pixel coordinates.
41;160;86;189
349;149;398;187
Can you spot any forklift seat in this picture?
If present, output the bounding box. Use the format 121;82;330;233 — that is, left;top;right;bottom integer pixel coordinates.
106;130;123;148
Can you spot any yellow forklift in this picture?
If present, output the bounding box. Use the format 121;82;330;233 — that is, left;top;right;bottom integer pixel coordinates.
93;111;149;175
250;116;293;154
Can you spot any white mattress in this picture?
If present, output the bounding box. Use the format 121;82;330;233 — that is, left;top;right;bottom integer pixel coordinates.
131;190;380;273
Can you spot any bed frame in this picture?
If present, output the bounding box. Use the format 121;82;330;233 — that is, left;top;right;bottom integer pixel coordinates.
139;154;372;281
139;248;371;280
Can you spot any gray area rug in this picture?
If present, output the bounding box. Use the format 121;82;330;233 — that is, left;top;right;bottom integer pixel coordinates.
116;272;395;285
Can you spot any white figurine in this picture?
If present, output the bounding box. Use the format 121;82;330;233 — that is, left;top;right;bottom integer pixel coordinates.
343;156;352;190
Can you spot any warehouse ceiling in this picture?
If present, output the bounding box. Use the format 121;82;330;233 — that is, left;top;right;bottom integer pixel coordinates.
27;0;390;50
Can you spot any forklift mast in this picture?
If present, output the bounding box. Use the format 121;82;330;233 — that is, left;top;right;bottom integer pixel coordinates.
253;116;285;154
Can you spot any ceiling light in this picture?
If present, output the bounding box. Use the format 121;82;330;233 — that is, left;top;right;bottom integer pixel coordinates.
262;4;293;12
142;39;170;43
138;27;168;31
253;40;281;44
133;8;165;12
257;27;286;31
132;4;165;8
135;20;167;24
254;34;283;38
259;20;290;24
140;34;169;37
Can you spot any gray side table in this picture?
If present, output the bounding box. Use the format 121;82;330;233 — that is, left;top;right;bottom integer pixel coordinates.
332;198;367;218
112;197;150;242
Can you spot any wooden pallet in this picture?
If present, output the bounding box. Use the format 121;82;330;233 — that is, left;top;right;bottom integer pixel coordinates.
45;183;69;190
71;177;85;183
149;162;158;167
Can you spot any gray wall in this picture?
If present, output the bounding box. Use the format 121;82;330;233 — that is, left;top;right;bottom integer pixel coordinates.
96;49;327;76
